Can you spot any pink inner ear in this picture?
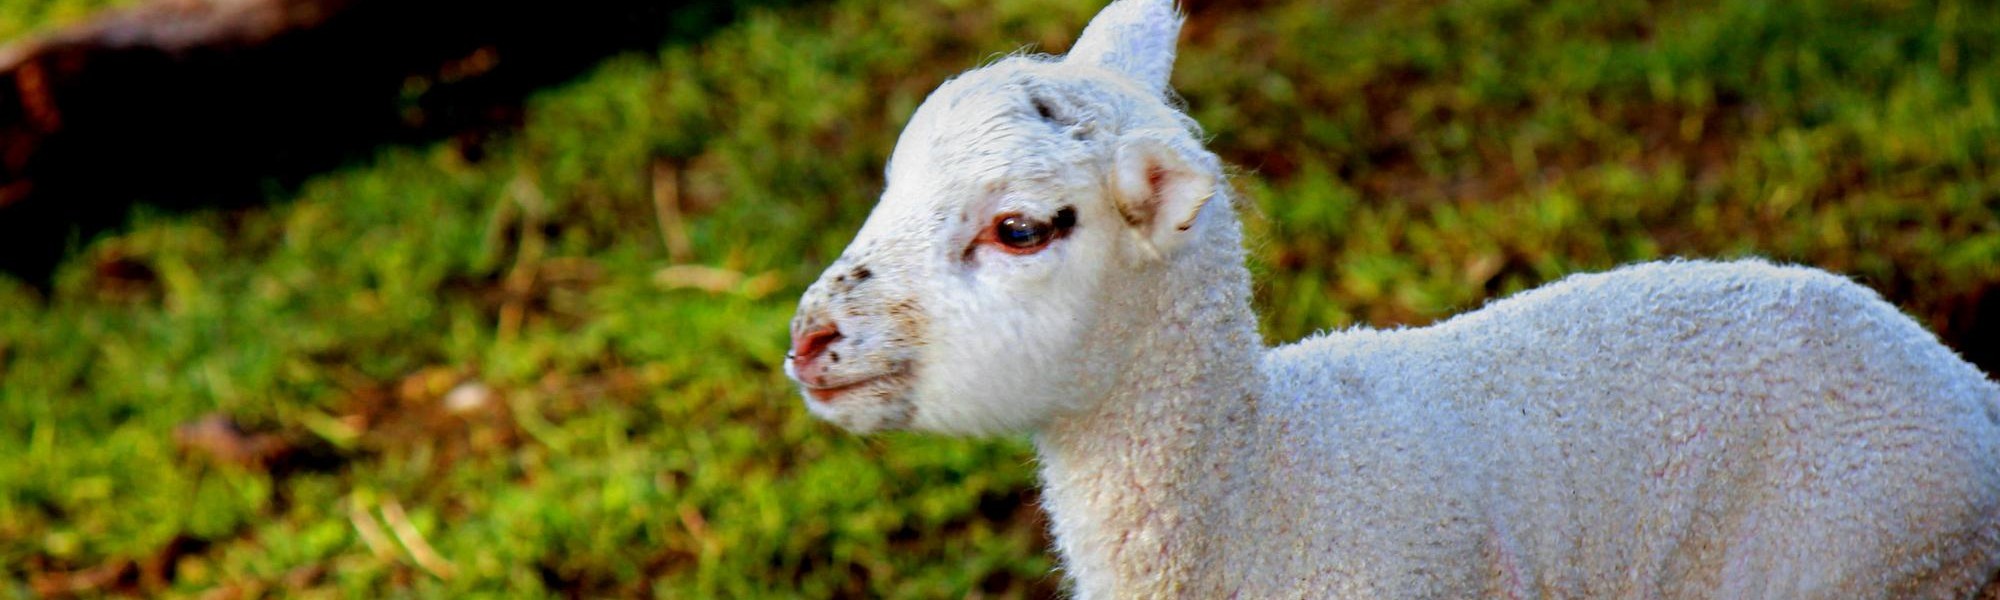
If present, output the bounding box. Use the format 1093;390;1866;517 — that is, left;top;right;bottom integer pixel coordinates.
1147;164;1170;202
1116;161;1169;228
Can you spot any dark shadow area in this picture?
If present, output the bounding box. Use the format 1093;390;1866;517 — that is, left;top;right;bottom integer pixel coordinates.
0;0;807;283
1945;283;2000;379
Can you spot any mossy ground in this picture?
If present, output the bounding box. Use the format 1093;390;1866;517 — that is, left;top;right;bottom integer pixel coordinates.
0;0;132;43
2;0;1996;596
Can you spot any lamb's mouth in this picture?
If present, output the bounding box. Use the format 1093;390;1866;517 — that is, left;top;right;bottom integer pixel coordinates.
803;367;912;404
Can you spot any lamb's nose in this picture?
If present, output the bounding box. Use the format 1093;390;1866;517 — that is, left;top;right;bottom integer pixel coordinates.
789;324;843;385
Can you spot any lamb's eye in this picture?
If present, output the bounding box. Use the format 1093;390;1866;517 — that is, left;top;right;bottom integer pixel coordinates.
997;215;1053;249
989;207;1076;254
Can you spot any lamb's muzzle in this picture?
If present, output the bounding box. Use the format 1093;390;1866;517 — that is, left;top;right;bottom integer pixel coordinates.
787;324;841;387
785;0;2000;597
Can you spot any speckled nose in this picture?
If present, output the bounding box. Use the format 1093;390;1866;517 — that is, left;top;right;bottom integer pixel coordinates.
789;323;842;387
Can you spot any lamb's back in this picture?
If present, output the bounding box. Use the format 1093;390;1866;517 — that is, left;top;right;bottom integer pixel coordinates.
1259;259;2000;597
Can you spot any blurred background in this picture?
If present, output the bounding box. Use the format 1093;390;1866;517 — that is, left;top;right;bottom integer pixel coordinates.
1;0;1995;596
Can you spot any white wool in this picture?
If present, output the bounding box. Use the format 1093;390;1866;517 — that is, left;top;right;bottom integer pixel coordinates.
787;0;2000;597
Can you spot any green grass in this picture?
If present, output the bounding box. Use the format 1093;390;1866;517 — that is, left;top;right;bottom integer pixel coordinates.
3;0;1997;596
0;0;139;44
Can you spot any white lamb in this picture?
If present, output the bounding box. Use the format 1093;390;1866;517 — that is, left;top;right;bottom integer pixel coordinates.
781;1;2000;597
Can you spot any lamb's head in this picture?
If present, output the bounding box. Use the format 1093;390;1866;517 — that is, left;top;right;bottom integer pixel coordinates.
785;0;1227;435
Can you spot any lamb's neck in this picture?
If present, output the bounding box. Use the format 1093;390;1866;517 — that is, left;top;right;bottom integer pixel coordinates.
1033;235;1265;598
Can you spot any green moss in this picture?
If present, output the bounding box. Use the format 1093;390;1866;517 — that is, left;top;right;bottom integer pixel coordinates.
0;0;138;44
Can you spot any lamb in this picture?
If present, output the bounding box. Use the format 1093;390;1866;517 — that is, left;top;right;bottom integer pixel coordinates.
781;0;2000;596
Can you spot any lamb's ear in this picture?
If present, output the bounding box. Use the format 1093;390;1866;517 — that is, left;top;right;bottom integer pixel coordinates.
1066;0;1184;92
1112;136;1214;257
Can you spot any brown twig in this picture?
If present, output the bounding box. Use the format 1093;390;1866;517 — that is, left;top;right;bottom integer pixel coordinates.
651;159;693;263
654;265;783;299
677;503;714;555
380;497;456;580
498;174;547;341
347;497;396;560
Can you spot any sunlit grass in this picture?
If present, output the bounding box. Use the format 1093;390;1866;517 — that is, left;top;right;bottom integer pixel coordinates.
0;0;138;43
